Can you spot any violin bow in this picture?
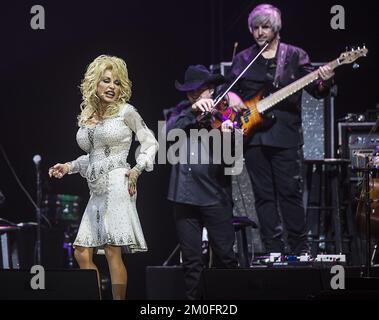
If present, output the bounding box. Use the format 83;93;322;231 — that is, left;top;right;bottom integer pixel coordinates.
213;41;269;106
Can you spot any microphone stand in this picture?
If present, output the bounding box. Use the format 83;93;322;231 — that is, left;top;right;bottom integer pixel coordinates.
0;189;5;206
34;157;42;265
163;244;180;266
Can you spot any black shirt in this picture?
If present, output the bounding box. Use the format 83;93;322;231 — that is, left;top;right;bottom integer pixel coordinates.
229;42;331;148
164;101;232;206
234;55;277;101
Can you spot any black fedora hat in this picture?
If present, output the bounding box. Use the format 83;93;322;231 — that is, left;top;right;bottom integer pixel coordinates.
175;64;225;92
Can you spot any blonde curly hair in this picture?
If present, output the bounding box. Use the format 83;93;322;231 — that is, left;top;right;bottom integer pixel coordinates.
78;55;132;126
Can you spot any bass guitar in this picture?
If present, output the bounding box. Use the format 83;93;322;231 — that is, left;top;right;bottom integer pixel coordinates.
239;46;368;137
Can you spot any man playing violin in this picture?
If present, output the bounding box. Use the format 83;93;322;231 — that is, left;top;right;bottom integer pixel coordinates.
163;65;238;300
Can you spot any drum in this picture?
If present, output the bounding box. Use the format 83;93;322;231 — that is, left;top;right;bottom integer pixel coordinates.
356;174;379;241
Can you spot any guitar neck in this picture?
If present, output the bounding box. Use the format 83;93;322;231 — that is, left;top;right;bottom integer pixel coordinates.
257;59;339;113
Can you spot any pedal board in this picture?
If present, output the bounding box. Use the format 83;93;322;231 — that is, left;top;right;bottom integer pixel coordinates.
315;254;346;263
251;253;346;267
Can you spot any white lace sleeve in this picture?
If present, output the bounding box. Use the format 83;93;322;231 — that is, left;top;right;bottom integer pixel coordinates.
67;154;89;177
123;104;159;172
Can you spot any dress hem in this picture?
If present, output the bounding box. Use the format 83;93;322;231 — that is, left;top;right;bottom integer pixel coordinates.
73;242;148;254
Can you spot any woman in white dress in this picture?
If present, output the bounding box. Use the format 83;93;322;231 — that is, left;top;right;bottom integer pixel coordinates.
49;55;158;300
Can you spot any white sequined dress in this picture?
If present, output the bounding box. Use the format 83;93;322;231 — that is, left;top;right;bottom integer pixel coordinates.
68;104;158;253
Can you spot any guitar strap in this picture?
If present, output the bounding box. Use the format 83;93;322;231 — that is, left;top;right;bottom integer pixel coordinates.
273;42;288;88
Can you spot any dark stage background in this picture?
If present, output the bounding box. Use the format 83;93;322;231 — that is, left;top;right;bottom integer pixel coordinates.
0;0;378;298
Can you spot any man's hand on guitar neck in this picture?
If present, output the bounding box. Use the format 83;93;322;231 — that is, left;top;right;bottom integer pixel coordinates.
317;65;335;91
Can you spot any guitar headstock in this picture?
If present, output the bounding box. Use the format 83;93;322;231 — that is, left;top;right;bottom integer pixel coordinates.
338;46;368;65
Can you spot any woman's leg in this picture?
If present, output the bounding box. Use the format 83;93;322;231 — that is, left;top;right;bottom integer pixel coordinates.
74;246;101;298
104;245;127;300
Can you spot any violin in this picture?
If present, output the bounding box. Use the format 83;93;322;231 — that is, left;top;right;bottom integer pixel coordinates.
195;42;271;132
196;96;239;130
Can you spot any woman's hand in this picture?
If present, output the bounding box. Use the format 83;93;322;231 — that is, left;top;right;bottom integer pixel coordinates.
48;163;70;179
126;167;141;196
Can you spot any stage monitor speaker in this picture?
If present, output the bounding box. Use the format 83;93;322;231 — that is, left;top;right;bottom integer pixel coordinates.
145;266;186;300
201;268;324;300
0;269;99;300
201;267;379;300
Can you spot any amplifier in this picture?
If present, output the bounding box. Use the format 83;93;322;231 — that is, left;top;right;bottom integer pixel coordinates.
338;122;379;168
